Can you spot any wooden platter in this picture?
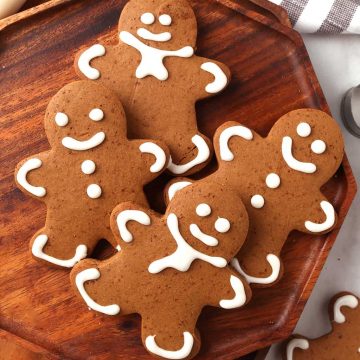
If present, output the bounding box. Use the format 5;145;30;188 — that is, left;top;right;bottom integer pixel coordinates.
0;0;356;359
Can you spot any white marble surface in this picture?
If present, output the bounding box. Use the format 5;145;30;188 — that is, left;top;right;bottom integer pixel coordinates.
265;34;360;360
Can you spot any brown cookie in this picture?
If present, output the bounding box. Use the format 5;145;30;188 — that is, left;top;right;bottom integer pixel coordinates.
165;109;344;286
74;0;231;176
70;182;251;360
15;80;170;268
284;292;360;359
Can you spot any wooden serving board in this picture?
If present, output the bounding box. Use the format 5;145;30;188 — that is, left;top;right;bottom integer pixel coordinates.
0;0;356;359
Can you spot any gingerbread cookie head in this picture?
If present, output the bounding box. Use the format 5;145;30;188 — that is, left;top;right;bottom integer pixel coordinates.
284;292;360;360
44;81;126;148
268;109;344;188
163;181;249;264
71;183;251;359
119;0;197;51
15;80;170;268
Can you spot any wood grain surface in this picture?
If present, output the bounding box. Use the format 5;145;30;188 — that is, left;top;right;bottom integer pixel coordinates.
0;0;356;359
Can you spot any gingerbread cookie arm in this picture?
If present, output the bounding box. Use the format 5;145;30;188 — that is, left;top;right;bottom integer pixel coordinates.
295;195;337;235
132;139;170;183
213;120;255;163
110;202;160;248
75;44;107;81
164;178;195;205
15;152;50;201
191;55;231;99
204;267;251;309
71;258;121;316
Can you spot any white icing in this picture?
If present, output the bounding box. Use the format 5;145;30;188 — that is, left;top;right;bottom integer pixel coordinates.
189;224;218;246
333;294;358;324
137;28;172;42
119;31;194;81
159;14;172;26
214;218;231;233
89;108;104;121
32;234;87;268
196;203;211;217
145;332;194;360
55;112;69;127
87;184;102;199
282;136;317;174
311;139;326;154
81;160;96;175
62;132;105;151
139;142;167;173
141;12;155;25
78;44;106;80
116;245;121;252
304;201;335;233
75;268;120;315
116;210;151;243
251;195;265;209
16;158;46;197
148;213;227;273
168;181;192;201
231;254;281;285
296;122;312;137
266;173;281;189
219;125;253;161
219;275;247;309
286;338;310;360
167;135;210;175
200;62;228;94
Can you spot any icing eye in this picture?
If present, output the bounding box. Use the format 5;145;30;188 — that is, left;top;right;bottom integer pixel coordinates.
297;122;311;137
215;218;230;233
196;203;211;217
141;12;155;25
266;173;281;189
311;140;326;154
55;112;69;127
159;14;172;26
81;160;96;175
89;108;104;121
251;194;265;209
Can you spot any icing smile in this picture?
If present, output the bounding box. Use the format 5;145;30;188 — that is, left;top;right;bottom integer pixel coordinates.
281;136;316;174
62;132;106;151
137;28;172;42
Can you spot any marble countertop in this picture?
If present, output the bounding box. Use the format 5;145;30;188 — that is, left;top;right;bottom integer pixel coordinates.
266;34;360;360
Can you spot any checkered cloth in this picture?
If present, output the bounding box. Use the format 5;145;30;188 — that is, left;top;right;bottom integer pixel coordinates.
269;0;360;33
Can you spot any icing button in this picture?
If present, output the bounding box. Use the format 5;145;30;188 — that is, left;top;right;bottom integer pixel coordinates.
266;173;281;189
251;195;265;209
81;160;96;175
87;184;102;199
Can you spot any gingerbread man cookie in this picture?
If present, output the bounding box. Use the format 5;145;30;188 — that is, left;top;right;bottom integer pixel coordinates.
70;182;251;360
284;292;360;359
74;0;231;176
15;81;169;268
166;109;344;286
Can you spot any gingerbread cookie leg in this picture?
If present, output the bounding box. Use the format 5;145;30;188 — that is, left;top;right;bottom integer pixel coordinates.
29;217;99;268
141;310;201;360
167;134;212;176
231;254;281;286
